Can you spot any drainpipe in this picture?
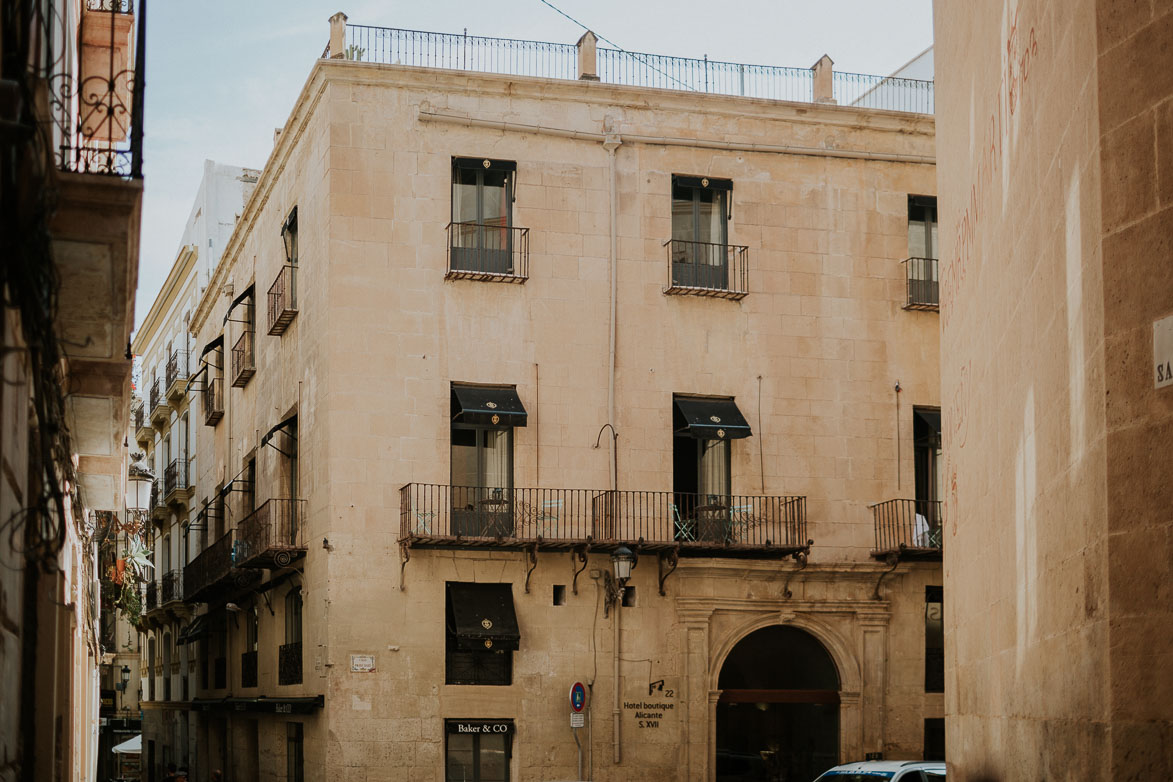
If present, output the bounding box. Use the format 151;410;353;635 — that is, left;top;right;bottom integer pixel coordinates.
602;116;623;766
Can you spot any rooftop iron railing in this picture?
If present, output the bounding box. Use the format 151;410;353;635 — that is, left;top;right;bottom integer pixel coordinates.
325;24;933;114
870;498;943;557
400;484;808;555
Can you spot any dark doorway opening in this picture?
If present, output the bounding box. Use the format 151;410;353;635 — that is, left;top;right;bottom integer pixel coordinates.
716;626;840;782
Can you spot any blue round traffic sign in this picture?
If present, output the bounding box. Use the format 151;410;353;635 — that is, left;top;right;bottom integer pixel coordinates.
570;682;586;712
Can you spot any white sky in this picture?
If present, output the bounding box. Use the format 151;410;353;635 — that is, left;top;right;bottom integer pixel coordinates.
135;0;934;328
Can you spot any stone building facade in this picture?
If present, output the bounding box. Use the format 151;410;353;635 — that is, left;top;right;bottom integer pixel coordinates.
177;17;943;781
933;0;1173;779
131;160;259;778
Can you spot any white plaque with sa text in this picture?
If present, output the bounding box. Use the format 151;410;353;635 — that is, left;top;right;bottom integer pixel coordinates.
1155;316;1173;389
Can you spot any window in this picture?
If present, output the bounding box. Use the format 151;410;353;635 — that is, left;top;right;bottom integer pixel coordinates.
243;455;256;517
671;395;752;542
670;175;732;290
228;286;256;387
281;588;303;685
925;586;944;692
450;158;519;276
913;407;943;543
908;196;938;259
905;196;939;309
450;385;527;537
242;604;259;688
280;586;302;684
445;582;520;686
270;207;299;335
923;717;945;761
446;720;512;782
286;722;304;782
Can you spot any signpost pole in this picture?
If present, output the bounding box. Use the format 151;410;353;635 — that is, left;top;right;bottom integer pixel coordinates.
569;681;587;780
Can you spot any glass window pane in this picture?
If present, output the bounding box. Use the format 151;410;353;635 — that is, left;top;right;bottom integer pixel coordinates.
672;184;694;243
446;734;475;782
928;209;938;259
453;168;479;224
696;189;726;247
481;170;509;228
480;734;509;782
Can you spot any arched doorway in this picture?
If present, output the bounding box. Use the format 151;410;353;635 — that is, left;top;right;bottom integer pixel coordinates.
716;625;840;781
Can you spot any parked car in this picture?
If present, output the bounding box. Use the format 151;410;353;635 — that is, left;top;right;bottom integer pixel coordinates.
813;760;946;781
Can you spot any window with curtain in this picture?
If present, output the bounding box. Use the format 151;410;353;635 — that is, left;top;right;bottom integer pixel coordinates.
451;427;514;537
671;175;732;289
451;158;515;274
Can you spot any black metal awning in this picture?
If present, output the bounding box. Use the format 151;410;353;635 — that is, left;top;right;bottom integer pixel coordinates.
453;157;517;172
673;396;752;439
223;284;255;326
199;335;224;361
176;615;210;646
447;582;520;651
672;174;733;191
451;386;527;428
261;413;298;454
189;695;324;714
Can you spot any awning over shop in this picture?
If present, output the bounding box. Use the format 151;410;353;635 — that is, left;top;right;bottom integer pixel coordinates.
673;396;752;440
451;385;527;428
447;582;520;651
112;734;141;754
189;695;324;714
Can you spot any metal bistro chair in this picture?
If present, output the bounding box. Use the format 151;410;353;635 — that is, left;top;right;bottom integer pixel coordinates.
671;504;697;542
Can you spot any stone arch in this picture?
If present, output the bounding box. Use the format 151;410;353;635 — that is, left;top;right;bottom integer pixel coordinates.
705;612;865;780
708;612;862;695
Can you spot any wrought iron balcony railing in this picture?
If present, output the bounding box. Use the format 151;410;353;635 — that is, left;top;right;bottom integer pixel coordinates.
163;458;188;504
231;331;255;387
241;650;258;688
150;478;166;519
203;376;223;426
399;484;808;557
870;498;943;559
148;378;165;420
267;265;298;335
166;349;189;400
183;530;260;603
133;401;151;443
161;569;182;604
237;499;307;569
328;25;933;113
902;257;939;310
663;240;749;299
144;580;158;611
279;642;302;685
446;222;529;282
39;0;146;176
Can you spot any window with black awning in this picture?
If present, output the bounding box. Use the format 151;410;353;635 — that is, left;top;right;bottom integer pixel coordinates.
447;582;520;651
672;396;752;440
451;385;528;428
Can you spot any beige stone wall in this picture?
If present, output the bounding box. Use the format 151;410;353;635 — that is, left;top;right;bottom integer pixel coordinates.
187;58;944;780
934;0;1173;778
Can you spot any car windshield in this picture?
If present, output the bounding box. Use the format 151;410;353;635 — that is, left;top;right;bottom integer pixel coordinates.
816;774;896;781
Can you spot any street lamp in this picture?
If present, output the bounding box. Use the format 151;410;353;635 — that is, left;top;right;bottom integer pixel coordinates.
126;455;154;517
602;546;637;617
119;665;130;712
